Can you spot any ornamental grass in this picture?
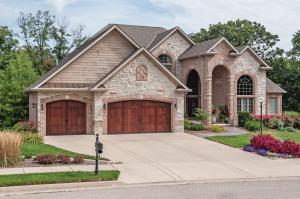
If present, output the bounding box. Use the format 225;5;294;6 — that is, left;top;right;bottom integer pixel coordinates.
0;131;22;167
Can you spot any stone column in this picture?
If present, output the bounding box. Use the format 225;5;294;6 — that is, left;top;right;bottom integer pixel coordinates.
228;75;236;126
204;74;212;126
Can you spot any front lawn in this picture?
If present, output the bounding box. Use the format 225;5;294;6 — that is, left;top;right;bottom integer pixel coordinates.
0;171;120;187
207;129;300;148
21;143;109;161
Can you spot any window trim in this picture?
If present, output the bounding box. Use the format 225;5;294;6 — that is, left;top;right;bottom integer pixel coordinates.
268;96;278;114
158;54;173;72
236;74;256;114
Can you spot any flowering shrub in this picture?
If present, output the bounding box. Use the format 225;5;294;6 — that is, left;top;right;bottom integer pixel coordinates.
250;134;300;157
34;154;56;164
252;113;300;129
72;156;84;164
57;155;71;164
243;145;256;152
13;121;37;133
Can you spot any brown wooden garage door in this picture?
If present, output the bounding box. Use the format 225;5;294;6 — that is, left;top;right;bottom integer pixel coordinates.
107;100;171;134
46;100;86;135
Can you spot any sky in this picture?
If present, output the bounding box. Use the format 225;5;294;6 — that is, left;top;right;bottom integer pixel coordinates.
1;0;300;50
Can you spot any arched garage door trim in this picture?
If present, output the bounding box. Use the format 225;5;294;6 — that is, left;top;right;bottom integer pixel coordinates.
107;100;172;134
46;100;86;135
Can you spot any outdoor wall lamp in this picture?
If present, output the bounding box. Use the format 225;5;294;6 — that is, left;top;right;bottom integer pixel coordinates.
103;104;106;111
32;102;36;109
40;104;44;111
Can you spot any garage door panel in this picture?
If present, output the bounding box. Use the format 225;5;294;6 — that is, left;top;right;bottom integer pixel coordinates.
107;100;171;134
46;100;86;135
141;101;156;132
124;101;141;133
156;105;171;132
107;102;123;134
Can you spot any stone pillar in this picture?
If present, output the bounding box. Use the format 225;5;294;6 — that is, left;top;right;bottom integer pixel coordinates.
228;75;236;126
204;74;212;126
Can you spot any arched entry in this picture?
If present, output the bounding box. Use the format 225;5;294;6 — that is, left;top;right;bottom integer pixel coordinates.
212;65;229;123
186;70;201;117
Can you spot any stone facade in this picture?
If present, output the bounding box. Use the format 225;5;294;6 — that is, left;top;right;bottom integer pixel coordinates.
181;41;268;126
28;24;283;135
94;52;185;134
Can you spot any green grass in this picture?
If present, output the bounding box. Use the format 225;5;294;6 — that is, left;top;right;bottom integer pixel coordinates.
207;129;300;148
21;143;109;161
0;171;120;187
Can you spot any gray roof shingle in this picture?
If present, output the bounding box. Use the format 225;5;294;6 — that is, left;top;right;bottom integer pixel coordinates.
179;37;223;60
147;27;177;50
266;78;286;93
117;24;166;47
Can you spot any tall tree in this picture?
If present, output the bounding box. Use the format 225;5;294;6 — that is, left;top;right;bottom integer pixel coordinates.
17;10;86;73
190;19;280;58
17;10;55;73
51;18;86;61
0;26;18;70
288;30;300;60
0;51;38;127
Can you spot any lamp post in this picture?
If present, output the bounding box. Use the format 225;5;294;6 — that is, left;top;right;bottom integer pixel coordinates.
260;101;263;135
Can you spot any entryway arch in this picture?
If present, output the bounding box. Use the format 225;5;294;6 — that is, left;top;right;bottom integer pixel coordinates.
186;70;201;117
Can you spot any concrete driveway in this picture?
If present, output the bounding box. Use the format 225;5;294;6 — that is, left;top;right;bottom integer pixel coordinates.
45;133;300;184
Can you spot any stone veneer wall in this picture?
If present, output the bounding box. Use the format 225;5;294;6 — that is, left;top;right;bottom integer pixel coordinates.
35;91;94;136
152;31;191;78
47;30;136;84
181;41;267;126
94;53;185;134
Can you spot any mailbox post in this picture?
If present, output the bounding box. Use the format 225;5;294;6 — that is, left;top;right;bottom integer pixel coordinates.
95;134;103;175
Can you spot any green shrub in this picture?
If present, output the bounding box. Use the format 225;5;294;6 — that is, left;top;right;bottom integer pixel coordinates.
21;132;43;144
238;112;251;127
283;111;300;117
184;119;192;130
210;125;225;132
193;108;209;124
245;120;261;131
268;118;284;129
189;123;204;131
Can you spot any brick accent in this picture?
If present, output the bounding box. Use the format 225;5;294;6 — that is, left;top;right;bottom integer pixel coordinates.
152;31;191;77
182;40;268;126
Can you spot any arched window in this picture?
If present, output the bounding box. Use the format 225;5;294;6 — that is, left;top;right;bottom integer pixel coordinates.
158;54;172;71
237;75;254;113
237;75;253;95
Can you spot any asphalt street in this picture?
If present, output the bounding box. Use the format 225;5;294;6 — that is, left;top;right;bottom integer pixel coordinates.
2;178;300;199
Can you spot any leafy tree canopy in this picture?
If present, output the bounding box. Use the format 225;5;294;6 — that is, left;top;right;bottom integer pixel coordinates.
190;19;280;58
0;26;18;70
0;51;38;127
17;10;87;74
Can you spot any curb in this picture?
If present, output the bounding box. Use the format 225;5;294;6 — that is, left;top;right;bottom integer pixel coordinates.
2;176;300;196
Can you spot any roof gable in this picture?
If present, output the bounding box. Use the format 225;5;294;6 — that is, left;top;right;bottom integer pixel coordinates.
266;78;286;93
238;46;272;69
91;47;189;91
148;27;194;52
179;37;239;60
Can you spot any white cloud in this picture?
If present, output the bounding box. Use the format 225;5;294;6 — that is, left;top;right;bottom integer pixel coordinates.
149;0;300;50
45;0;77;14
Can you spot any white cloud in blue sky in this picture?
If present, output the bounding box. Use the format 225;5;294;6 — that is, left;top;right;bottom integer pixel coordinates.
1;0;300;50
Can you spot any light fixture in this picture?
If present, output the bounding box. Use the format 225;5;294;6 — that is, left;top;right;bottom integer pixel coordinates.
32;102;36;109
103;104;106;111
40;104;44;111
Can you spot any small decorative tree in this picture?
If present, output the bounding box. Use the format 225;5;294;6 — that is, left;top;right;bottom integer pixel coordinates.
193;108;209;125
